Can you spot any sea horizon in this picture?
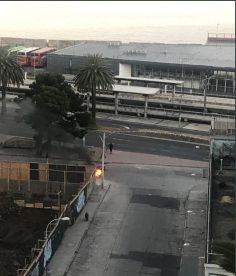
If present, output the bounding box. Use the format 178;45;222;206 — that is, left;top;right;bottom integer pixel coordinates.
0;24;234;44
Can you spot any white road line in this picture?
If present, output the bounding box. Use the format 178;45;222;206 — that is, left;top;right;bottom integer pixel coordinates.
112;138;131;142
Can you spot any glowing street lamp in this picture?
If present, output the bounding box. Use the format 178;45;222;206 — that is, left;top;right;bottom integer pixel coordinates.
95;168;102;177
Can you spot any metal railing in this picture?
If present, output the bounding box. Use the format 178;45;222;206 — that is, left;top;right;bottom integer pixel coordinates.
17;168;96;276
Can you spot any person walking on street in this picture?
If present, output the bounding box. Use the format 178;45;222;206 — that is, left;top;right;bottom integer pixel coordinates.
85;212;89;221
109;142;113;154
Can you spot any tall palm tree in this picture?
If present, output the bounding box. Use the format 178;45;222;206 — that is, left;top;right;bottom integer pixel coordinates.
0;47;24;115
73;54;114;124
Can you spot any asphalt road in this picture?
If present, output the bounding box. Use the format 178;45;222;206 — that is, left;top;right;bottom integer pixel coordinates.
66;164;207;276
1;103;209;162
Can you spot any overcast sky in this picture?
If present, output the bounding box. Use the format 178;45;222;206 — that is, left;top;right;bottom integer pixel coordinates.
0;1;234;31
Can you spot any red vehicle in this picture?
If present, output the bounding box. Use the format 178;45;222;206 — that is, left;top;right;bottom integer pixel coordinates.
16;47;40;66
207;33;235;43
30;47;56;67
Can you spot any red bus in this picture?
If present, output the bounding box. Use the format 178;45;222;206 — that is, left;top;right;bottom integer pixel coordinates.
30;47;56;67
17;47;40;66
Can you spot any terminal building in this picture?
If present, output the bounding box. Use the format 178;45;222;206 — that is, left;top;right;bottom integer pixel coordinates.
47;36;235;97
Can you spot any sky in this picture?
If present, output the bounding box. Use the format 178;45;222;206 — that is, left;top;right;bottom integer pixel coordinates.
0;1;235;31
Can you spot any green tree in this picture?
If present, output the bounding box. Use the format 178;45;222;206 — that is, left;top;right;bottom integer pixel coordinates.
73;54;114;124
25;86;69;155
212;240;235;273
24;73;90;155
0;47;24;115
30;72;89;121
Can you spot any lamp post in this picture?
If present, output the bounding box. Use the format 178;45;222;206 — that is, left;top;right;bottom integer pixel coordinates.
45;217;70;240
44;217;70;275
99;132;105;189
33;54;36;79
92;127;129;189
202;75;215;113
98;131;117;189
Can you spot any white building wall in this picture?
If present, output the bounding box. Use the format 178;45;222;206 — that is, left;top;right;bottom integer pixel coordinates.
182;79;201;89
192;80;201;89
119;63;131;77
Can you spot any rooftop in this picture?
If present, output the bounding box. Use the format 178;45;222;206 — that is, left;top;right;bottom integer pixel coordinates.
31;47;56;54
115;76;183;85
51;41;235;69
112;84;160;95
18;47;40;53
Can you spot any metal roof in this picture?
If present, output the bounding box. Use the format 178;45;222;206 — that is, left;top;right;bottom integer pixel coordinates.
112;84;159;95
31;47;56;54
18;47;40;54
115;76;183;85
51;41;235;69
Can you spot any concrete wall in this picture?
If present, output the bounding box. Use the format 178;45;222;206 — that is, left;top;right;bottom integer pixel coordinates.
0;37;84;50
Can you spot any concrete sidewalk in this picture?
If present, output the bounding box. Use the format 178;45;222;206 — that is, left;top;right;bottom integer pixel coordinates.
45;183;110;276
99;148;208;168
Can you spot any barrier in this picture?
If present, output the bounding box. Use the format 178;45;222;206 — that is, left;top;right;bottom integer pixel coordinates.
16;168;96;276
0;161;92;204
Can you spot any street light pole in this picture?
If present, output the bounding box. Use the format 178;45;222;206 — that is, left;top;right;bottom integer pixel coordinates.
203;85;207;113
33;55;35;79
44;217;70;275
45;217;70;240
203;75;214;113
101;132;105;189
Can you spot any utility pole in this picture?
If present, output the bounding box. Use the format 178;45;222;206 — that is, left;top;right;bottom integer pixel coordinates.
203;85;207;113
57;191;62;217
203;75;214;113
101;132;105;189
33;56;35;79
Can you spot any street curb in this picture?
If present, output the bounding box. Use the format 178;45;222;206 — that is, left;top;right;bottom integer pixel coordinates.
100;161;208;169
62;183;111;276
114;132;209;146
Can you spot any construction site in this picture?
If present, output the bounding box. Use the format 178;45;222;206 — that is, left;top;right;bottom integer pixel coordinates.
0;137;97;276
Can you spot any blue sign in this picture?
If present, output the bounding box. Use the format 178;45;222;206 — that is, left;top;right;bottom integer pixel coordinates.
44;239;52;267
76;190;85;214
30;263;39;276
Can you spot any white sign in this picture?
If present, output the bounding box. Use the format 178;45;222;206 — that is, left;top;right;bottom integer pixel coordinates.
76;190;85;214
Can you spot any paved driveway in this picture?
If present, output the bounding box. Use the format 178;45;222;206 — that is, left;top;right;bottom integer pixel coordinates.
66;164;207;276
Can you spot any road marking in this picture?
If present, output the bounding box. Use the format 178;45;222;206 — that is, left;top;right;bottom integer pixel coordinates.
114;133;209;147
109;123;130;130
112;137;131;142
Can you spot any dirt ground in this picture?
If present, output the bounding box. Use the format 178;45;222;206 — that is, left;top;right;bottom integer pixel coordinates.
0;193;57;276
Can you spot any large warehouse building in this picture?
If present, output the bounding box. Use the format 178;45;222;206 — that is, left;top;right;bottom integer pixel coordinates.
47;39;235;97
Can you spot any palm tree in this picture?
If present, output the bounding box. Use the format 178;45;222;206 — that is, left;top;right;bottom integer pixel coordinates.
73;54;114;124
0;47;24;115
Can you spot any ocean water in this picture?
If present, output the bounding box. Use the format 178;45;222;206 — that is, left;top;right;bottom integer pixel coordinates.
1;25;234;44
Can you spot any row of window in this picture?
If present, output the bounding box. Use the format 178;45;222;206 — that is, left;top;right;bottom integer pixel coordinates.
134;65;234;79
